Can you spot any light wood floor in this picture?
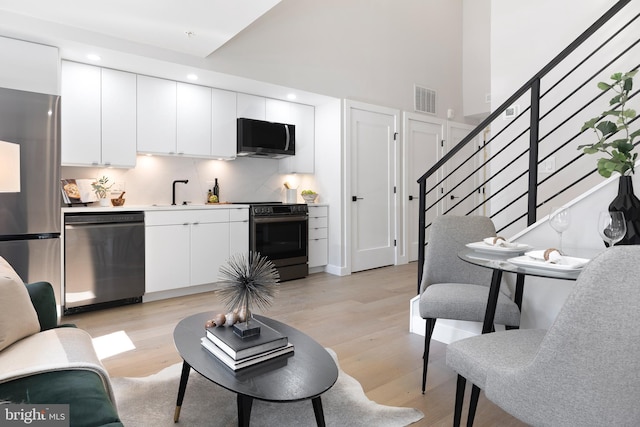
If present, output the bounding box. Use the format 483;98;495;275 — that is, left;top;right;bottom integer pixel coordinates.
62;263;526;426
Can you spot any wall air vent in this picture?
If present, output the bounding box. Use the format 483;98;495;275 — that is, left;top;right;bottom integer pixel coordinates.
414;85;436;114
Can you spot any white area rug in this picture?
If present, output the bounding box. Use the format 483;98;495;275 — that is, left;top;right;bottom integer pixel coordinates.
112;349;423;426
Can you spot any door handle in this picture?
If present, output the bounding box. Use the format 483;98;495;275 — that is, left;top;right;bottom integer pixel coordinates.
409;195;414;201
450;195;459;200
352;196;364;202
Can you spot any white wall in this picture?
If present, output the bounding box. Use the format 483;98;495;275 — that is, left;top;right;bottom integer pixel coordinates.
207;0;467;122
488;0;640;235
462;0;491;119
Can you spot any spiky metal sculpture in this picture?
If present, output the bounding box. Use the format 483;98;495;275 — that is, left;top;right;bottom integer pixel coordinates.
217;251;280;324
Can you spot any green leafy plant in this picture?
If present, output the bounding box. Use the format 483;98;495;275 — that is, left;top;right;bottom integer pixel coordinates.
578;70;640;178
91;176;114;199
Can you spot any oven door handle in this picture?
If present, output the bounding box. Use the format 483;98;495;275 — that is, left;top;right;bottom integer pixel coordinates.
252;215;308;224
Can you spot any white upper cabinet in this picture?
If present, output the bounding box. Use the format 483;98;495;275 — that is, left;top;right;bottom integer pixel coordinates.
278;102;315;174
177;82;212;157
237;93;266;120
265;98;290;123
61;65;313;165
61;61;136;168
61;61;101;166
137;75;177;155
0;37;58;95
101;68;137;167
211;88;237;159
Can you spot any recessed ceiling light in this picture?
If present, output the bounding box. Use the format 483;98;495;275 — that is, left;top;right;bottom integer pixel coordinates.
287;93;297;100
187;74;198;81
87;54;101;61
185;31;195;38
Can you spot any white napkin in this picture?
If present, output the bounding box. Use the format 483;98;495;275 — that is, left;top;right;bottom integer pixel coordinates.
525;250;589;268
545;250;563;264
483;237;517;248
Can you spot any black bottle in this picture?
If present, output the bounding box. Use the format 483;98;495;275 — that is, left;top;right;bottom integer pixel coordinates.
213;178;219;198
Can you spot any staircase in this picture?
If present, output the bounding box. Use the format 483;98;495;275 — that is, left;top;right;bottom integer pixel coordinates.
416;0;639;290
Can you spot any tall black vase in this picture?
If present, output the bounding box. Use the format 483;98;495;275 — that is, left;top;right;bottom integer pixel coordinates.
608;175;640;245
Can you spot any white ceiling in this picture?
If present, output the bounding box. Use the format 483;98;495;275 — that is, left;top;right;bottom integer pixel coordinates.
0;0;281;58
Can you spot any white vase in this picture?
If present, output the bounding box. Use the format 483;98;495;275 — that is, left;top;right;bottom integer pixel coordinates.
99;198;110;207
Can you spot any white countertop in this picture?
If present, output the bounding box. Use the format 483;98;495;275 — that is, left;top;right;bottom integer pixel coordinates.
61;203;330;214
62;203;250;213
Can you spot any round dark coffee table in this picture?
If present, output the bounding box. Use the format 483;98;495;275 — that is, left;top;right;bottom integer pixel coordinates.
173;312;339;426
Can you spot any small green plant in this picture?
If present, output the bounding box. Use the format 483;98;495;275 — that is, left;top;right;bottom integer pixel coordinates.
578;70;640;178
91;176;113;199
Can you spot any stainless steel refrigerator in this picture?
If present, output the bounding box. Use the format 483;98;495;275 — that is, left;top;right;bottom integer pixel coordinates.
0;87;61;304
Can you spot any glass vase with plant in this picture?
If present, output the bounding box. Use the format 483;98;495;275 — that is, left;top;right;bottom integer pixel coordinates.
578;70;640;245
91;176;113;199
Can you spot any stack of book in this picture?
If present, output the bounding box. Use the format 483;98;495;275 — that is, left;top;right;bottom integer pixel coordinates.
201;319;294;371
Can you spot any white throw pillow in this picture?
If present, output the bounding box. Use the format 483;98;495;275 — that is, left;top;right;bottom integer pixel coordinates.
0;256;40;351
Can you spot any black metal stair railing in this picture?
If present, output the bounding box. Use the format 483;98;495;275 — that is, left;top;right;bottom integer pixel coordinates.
416;0;639;291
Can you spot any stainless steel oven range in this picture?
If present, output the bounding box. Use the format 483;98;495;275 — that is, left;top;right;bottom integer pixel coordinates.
248;203;308;281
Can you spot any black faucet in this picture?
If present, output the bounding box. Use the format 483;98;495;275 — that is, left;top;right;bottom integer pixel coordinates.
172;180;189;205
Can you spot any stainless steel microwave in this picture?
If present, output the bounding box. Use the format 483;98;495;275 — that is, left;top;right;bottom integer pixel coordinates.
237;117;295;158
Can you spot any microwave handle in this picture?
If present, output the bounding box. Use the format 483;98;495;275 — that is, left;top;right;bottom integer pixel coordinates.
284;124;290;151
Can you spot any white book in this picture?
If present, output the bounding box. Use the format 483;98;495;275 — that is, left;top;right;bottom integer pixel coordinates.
200;337;294;371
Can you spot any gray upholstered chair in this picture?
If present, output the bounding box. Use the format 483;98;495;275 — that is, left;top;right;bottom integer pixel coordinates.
446;245;640;426
419;215;521;393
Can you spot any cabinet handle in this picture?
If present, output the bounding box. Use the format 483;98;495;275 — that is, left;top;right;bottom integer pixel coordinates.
193;222;200;225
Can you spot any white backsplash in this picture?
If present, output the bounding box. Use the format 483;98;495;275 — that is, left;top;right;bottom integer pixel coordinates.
61;155;318;206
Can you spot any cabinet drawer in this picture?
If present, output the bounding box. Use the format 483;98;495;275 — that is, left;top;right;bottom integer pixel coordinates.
309;227;327;240
308;238;328;268
229;208;249;222
145;210;188;226
145;209;229;226
308;206;328;217
190;209;229;223
309;216;327;228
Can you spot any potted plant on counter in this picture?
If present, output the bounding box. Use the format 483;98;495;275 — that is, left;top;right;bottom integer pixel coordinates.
92;176;114;207
578;69;640;244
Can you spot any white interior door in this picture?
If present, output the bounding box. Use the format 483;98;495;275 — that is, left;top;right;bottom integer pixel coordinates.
349;103;398;272
443;123;482;216
404;114;444;262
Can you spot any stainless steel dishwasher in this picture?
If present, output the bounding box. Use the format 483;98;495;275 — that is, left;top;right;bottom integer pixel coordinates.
64;212;145;314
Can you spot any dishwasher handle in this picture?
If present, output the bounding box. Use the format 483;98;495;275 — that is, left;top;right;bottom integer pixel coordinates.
65;212;145;225
65;221;143;231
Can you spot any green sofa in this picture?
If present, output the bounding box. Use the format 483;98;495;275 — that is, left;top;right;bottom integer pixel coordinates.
0;281;123;427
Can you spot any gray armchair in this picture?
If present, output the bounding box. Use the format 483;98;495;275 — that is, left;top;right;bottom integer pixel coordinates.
446;245;640;426
419;215;521;393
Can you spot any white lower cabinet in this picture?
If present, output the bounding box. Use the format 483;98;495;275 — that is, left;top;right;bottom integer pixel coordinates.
191;222;229;286
145;208;248;294
145;222;191;292
229;208;250;258
308;206;328;268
